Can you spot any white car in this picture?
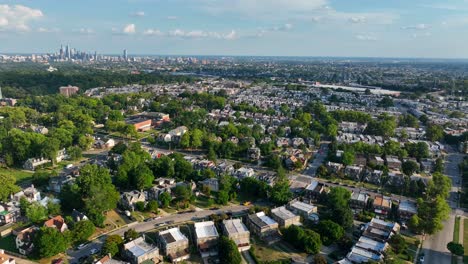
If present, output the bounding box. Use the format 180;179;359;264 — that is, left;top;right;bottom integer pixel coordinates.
77;244;87;250
90;248;98;255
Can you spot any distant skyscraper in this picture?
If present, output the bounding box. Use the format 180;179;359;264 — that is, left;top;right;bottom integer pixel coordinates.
123;49;128;61
66;45;71;60
60;45;64;59
0;86;3;99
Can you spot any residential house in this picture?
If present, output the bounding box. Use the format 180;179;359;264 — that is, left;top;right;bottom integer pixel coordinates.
345;165;363;181
126;118;152;132
350;192;370;211
23;158;50;171
326;162;343;173
373;196;392;218
194;221;219;257
148;178;176;201
15;226;38;255
158;227;190;262
386;156;402;170
44;216;68;233
363;170;383;185
235;168;255;179
246;212;280;244
369;156;384;166
346;246;383;264
49;175;75;193
287;201;317;219
199;178;219;193
304;180;325;200
123;237;159;264
71;209;88;222
248;147;261;160
94;255;128;264
168;126;188;138
398;200;418;221
12;185;41;203
120;191;146;211
354;154;367;166
222;219;251;251
362;218;400;242
0;249;15;264
271;206;300;228
56;148;68;163
0;206;15;225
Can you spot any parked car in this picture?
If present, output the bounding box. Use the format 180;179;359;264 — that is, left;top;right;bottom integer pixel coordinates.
419;254;425;263
77;243;87;250
90;248;98;255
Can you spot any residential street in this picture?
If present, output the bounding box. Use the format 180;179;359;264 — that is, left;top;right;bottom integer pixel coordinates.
422;146;465;264
66;205;248;264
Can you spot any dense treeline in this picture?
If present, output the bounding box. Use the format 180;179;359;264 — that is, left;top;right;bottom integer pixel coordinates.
0;70;195;97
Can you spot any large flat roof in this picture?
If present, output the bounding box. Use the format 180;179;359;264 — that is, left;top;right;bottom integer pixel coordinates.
195;221;219;239
159;227;188;244
124;237;157;258
223;219;249;235
271;206;297;220
289;201;316;213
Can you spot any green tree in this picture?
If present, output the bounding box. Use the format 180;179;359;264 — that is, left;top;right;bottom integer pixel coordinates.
0;173;20;202
447;242;464;256
191;129;203;149
218;236;242;264
124;228;139;242
26;202;48;223
135;201;145;212
426;124;444;142
34;227;69;258
72;220;95;243
326;187;353;229
179;132;190;149
270;169;292;205
217;190;229;205
145;200;159;214
316;220;345;246
402;160;420;176
314;255;327;264
342;150;355;166
67;146;82;161
388;234;408;254
102;235;124;257
159;192;172;208
47;201;61;216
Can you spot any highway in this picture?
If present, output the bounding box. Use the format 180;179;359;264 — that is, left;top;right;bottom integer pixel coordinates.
422;146;465;264
66;205;248;264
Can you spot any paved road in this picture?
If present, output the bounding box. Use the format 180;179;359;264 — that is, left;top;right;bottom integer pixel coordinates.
422;146;465;264
303;143;329;177
67;205;248;264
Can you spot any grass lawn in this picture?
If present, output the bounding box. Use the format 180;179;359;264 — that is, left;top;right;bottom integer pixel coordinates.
0;167;33;184
250;238;306;263
0;235;19;253
91;210;132;239
455;216;461;242
194;195;213;208
463;219;468;264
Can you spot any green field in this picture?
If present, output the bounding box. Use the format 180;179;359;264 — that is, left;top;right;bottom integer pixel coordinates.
0;235;19;253
464;219;468;264
0;167;33;184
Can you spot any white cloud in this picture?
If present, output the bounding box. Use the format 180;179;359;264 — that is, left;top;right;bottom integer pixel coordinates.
143;28;164;36
0;4;43;32
412;32;432;38
37;27;60;33
123;24;136;34
144;28;237;40
401;24;430;30
74;28;95;34
355;34;377;41
348;16;367;24
131;11;145;17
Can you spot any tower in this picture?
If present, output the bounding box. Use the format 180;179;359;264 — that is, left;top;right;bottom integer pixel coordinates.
123;49;128;61
0;86;3;100
66;44;70;60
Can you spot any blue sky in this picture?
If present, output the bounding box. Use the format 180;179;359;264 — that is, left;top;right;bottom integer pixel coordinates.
1;0;468;58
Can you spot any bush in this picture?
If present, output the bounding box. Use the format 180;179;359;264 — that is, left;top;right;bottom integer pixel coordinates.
135;201;145;212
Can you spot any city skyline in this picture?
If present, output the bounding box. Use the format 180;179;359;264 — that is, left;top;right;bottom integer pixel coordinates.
1;0;468;58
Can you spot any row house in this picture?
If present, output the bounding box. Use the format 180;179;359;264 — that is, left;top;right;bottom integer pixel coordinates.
398;200;418;221
345;165;363;181
350;192;370;211
158;227;190;263
373;196;393;218
222;219;251;252
194;221;219;257
271;206;300;228
246;212;280;244
123;237;160;264
287;201;317;220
